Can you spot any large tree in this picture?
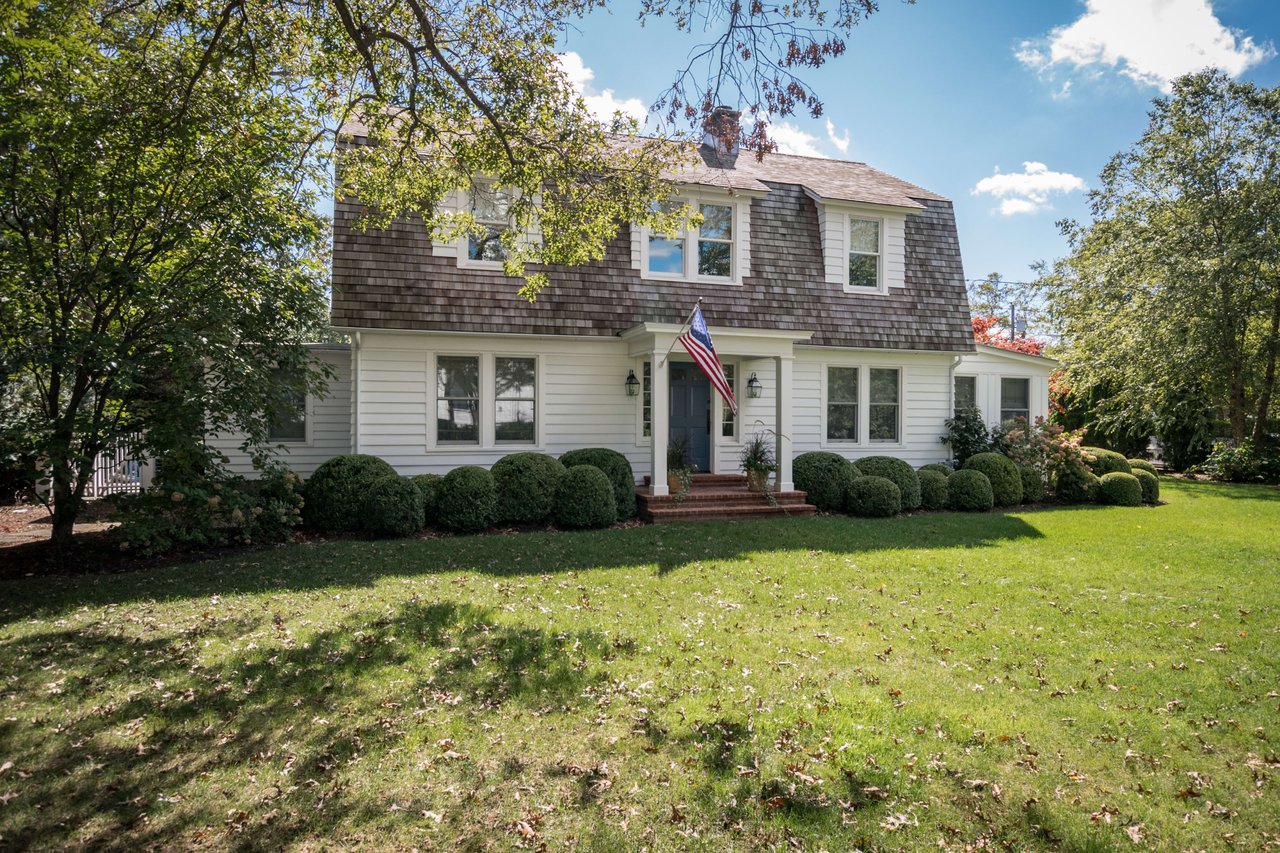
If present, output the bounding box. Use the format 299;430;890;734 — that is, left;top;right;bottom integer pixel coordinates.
1038;70;1280;453
0;0;331;552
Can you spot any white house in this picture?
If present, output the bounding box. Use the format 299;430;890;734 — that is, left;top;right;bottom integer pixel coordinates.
209;111;1057;502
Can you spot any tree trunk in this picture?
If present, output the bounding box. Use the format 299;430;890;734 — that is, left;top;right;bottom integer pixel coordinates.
1253;284;1280;444
49;465;81;562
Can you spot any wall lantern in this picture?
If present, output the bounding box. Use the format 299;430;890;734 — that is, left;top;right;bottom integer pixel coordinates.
625;369;640;396
746;372;762;398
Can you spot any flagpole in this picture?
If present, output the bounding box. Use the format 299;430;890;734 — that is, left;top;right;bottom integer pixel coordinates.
658;297;702;368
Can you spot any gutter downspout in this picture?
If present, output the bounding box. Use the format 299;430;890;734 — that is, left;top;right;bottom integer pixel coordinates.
351;331;361;454
946;353;963;458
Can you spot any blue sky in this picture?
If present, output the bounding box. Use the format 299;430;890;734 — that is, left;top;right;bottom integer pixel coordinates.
558;0;1280;284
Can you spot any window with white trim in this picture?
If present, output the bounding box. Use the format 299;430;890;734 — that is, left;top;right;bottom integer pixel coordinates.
467;184;509;263
495;356;536;443
642;199;739;282
826;366;859;442
848;217;881;290
267;367;306;443
436;355;480;444
869;368;900;442
954;375;977;415
1000;377;1030;423
721;363;736;438
642;361;652;438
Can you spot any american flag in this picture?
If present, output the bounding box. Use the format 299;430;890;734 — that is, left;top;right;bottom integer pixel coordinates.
679;306;737;415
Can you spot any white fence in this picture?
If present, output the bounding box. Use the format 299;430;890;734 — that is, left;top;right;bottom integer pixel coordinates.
80;435;153;499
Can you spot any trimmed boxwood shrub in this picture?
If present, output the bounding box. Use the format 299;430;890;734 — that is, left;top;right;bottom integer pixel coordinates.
963;452;1023;507
793;451;859;512
305;454;398;532
918;469;949;510
1083;447;1132;476
554;465;617;529
1098;471;1143;506
411;474;443;526
435;466;497;532
1018;464;1046;504
1133;469;1160;504
1128;458;1159;477
364;475;425;537
918;463;953;478
948;469;994;512
856;456;921;510
1055;462;1099;504
492;452;566;524
559;448;636;520
845;476;901;518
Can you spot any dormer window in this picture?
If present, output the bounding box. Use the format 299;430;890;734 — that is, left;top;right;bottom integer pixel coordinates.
640;196;745;284
848;217;881;289
468;184;509;263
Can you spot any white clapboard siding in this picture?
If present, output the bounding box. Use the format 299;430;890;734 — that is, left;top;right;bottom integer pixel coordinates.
790;347;956;467
208;346;353;478
955;347;1055;428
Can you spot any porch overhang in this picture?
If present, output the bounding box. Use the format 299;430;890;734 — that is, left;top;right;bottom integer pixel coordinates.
618;323;813;359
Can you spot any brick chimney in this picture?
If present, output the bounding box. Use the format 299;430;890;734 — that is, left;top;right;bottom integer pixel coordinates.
699;105;741;169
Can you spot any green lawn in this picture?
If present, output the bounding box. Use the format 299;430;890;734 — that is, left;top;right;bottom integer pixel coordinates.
1;479;1278;851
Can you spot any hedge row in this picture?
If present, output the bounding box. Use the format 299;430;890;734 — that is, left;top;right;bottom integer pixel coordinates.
304;448;636;536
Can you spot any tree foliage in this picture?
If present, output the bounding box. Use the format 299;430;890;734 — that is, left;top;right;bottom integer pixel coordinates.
0;0;330;550
1038;70;1280;451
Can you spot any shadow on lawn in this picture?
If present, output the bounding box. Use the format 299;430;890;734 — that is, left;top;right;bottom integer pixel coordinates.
0;599;625;850
0;512;1045;622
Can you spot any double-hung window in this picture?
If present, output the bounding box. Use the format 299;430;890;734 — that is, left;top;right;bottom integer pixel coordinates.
848;217;881;290
267;367;307;443
468;184;509;263
869;368;900;442
495;357;536;443
437;356;480;444
1000;377;1030;423
826;367;859;441
645;200;736;282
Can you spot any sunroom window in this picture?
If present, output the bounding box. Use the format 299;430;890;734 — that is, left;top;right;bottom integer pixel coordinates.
1000;377;1030;423
267;367;306;442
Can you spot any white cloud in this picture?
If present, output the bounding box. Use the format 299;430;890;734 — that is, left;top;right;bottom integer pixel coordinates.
825;119;851;154
971;161;1086;216
1016;0;1275;92
556;52;648;124
771;122;826;157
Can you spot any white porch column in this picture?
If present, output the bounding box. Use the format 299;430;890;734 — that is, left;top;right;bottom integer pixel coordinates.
775;355;793;492
651;351;670;495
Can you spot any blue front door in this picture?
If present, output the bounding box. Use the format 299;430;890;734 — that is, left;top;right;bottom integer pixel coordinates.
669;364;711;472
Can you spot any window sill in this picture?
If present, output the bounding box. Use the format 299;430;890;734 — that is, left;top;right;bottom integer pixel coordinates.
640;270;742;286
841;285;890;296
457;257;508;273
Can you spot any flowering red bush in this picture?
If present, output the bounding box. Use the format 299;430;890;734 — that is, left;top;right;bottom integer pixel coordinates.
972;316;1046;356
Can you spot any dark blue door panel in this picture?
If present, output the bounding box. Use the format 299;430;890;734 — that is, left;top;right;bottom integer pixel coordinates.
669;364;711;471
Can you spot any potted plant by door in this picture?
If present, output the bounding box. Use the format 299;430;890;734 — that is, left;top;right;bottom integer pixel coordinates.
667;438;694;501
740;433;776;492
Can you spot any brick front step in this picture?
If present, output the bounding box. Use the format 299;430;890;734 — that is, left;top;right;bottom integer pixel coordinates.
636;479;817;523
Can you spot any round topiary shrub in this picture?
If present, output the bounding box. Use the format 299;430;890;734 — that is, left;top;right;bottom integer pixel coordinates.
845;476;901;518
793;451;858;512
363;475;425;537
918;469;949;510
491;452;566;525
435;466;497;532
553;465;617;529
1133;469;1160;504
1128;458;1159;477
1083;447;1132;476
962;452;1023;507
1054;462;1099;504
411;474;443;526
305;454;399;532
1098;471;1143;506
559;448;636;521
855;456;921;510
1017;464;1046;504
948;469;994;512
918;463;953;478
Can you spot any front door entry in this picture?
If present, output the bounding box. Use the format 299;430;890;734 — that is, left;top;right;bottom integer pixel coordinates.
669;364;711;472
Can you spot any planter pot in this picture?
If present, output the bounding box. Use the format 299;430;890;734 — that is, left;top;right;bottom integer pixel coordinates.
746;469;770;492
667;472;685;495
